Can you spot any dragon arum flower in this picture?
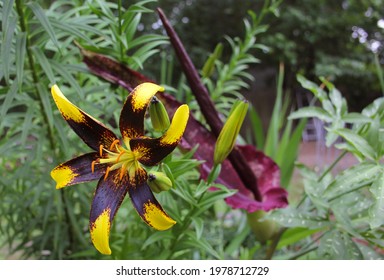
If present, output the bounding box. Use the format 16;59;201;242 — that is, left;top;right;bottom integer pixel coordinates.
50;83;189;255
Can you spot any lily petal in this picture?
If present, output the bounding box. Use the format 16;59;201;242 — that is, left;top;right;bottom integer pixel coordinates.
89;169;130;255
130;104;189;166
128;181;176;230
51;85;118;151
119;83;164;141
51;152;105;189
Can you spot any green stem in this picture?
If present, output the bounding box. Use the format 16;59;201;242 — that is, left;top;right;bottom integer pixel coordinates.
288;245;317;260
265;227;286;260
288;232;325;260
317;150;347;182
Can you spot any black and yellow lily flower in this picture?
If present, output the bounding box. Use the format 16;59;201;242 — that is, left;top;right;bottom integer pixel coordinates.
50;83;189;255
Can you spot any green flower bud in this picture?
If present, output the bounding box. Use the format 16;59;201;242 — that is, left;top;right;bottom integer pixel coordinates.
247;210;277;243
214;99;249;165
149;96;170;132
147;171;173;193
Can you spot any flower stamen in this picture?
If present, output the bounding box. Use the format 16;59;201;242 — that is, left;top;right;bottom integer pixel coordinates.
115;151;126;163
91;160;96;173
104;166;111;181
119;164;127;180
99;145;104;157
109;139;120;151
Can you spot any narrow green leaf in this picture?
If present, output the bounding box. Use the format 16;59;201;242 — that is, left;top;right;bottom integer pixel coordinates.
335;128;376;160
1;16;16;84
36;83;54;131
369;171;384;229
297;74;326;101
185;232;220;259
342;112;372;124
191;217;204;240
0;82;18;127
224;224;250;256
50;60;83;97
248;105;264;149
15;32;27;89
265;63;284;158
202;43;223;78
2;0;15;34
141;230;172;250
31;46;56;84
125;13;141;45
27;2;61;51
49;19;96;47
277;227;324;250
289;106;332;122
279;118;307;187
20;105;35;145
268;207;329;229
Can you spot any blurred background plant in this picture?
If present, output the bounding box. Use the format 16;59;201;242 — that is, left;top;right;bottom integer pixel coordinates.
1;0;383;260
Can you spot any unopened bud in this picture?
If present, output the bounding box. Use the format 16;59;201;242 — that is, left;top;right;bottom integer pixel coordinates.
149;96;170;131
247;210;277;243
147;171;173;193
214;99;249;165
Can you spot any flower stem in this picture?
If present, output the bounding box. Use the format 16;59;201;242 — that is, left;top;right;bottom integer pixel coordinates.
157;8;262;201
265;227;286;259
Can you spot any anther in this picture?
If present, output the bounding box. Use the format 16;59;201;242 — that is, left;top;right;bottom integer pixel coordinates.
99;145;104;157
115;151;125;163
91;158;100;173
109;139;120;151
119;164;127;180
104;166;111;181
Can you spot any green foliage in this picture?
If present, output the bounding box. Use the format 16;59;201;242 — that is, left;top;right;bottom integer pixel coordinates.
268;77;384;260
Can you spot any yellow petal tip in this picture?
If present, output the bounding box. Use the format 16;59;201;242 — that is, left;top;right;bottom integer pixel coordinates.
161;104;189;145
51;166;76;189
51;84;85;123
90;208;112;255
143;202;176;231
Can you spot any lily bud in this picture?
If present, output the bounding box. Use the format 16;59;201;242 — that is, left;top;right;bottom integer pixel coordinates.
214;99;249;165
149;96;170;131
247;210;277;243
147;171;173;193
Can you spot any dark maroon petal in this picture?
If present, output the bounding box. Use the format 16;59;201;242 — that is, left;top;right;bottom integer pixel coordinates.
51;84;118;151
119;83;164;141
51;152;105;189
89;169;130;226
